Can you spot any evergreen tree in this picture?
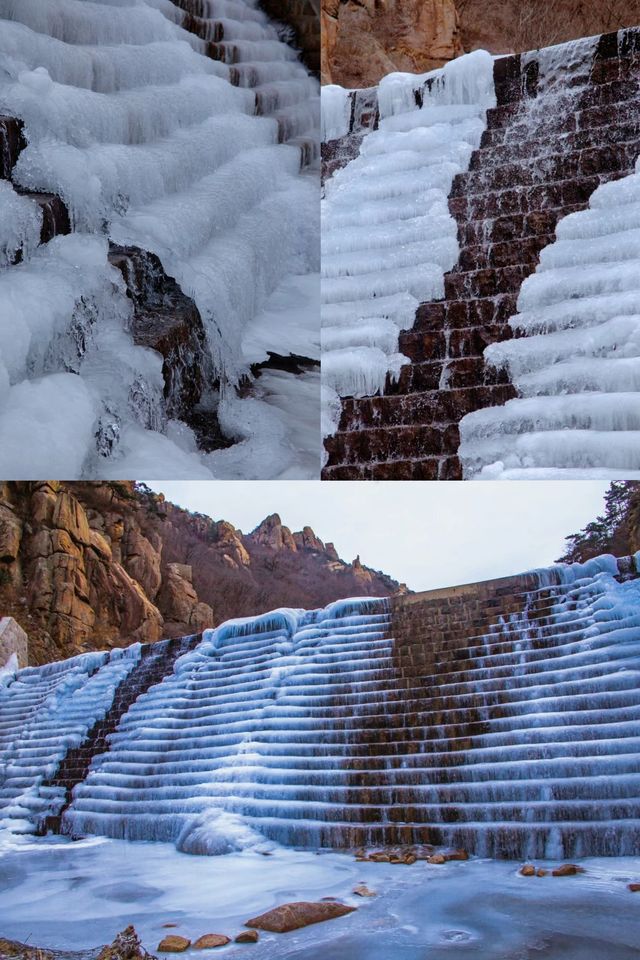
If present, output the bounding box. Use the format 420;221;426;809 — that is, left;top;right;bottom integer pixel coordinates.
558;482;640;563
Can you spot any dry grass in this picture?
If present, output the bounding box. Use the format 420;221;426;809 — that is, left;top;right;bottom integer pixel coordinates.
511;0;640;51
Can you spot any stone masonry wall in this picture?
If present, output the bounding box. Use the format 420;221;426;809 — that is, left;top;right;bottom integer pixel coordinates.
390;571;542;667
323;27;640;479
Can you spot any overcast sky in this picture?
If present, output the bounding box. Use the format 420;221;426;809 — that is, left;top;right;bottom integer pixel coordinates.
144;481;610;592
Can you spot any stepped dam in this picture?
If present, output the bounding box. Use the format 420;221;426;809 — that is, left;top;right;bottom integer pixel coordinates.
1;553;640;860
322;27;640;480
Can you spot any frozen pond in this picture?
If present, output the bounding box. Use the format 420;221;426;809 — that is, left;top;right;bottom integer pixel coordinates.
1;835;639;959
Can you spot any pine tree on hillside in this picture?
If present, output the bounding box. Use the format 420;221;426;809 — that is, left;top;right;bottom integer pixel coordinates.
558;482;640;563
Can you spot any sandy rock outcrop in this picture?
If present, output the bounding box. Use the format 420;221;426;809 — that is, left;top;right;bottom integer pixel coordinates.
0;483;404;666
322;0;462;88
250;514;298;552
158;563;214;635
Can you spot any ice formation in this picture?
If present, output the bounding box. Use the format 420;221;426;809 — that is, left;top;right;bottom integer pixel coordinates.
1;558;640;859
0;0;319;478
2;841;640;960
321;50;496;441
0;646;141;834
459;44;640;479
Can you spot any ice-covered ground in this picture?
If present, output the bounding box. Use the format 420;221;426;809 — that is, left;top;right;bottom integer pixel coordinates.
320;50;495;443
0;836;639;959
0;0;320;479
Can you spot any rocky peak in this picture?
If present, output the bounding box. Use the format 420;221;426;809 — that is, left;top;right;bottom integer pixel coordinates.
0;483;405;666
293;526;325;552
250;513;298;552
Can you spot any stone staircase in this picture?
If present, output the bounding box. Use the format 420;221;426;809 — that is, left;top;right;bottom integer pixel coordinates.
323;28;640;479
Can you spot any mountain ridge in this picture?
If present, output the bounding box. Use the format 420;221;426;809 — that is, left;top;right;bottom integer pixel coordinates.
0;481;405;666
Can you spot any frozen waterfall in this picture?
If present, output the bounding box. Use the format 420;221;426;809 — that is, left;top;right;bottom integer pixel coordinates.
0;0;320;478
1;558;640;858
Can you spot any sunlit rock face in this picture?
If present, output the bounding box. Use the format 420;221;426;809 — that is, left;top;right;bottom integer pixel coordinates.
321;0;462;88
0;482;402;665
1;554;639;860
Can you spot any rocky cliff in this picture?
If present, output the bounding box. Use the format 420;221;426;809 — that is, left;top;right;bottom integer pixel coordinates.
322;0;640;88
0;482;404;666
322;0;462;88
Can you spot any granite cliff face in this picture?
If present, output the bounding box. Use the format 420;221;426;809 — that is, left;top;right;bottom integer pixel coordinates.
322;0;640;88
0;482;404;666
322;0;462;88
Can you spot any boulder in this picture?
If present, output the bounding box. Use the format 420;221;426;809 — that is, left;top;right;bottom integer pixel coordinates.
192;934;231;949
551;864;584;877
246;901;356;933
235;930;259;943
157;935;191;952
628;882;640;892
427;854;446;864
353;884;376;897
520;864;536;876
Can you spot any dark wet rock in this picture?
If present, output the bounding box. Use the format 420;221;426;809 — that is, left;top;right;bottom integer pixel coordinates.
246;901;356;933
107;244;221;435
0;115;26;179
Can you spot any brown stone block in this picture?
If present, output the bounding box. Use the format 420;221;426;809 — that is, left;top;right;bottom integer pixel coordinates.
438;456;463;480
393;361;443;395
413;302;444;331
398;330;446;362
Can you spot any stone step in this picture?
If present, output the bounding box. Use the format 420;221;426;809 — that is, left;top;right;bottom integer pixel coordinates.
474;122;640;170
458;207;583;248
451;142;638;200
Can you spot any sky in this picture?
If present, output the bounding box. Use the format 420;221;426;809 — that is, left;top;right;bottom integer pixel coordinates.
144;481;611;592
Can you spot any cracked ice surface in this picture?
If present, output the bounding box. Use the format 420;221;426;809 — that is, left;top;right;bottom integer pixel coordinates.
0;0;320;478
0;837;639;959
320;50;495;444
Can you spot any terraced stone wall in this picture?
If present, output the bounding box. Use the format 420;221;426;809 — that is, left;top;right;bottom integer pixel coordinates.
323;28;640;479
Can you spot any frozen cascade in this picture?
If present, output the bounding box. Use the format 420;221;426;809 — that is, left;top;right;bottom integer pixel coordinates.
459;160;640;478
459;36;640;479
1;557;640;858
0;645;141;834
0;0;320;478
321;50;496;442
